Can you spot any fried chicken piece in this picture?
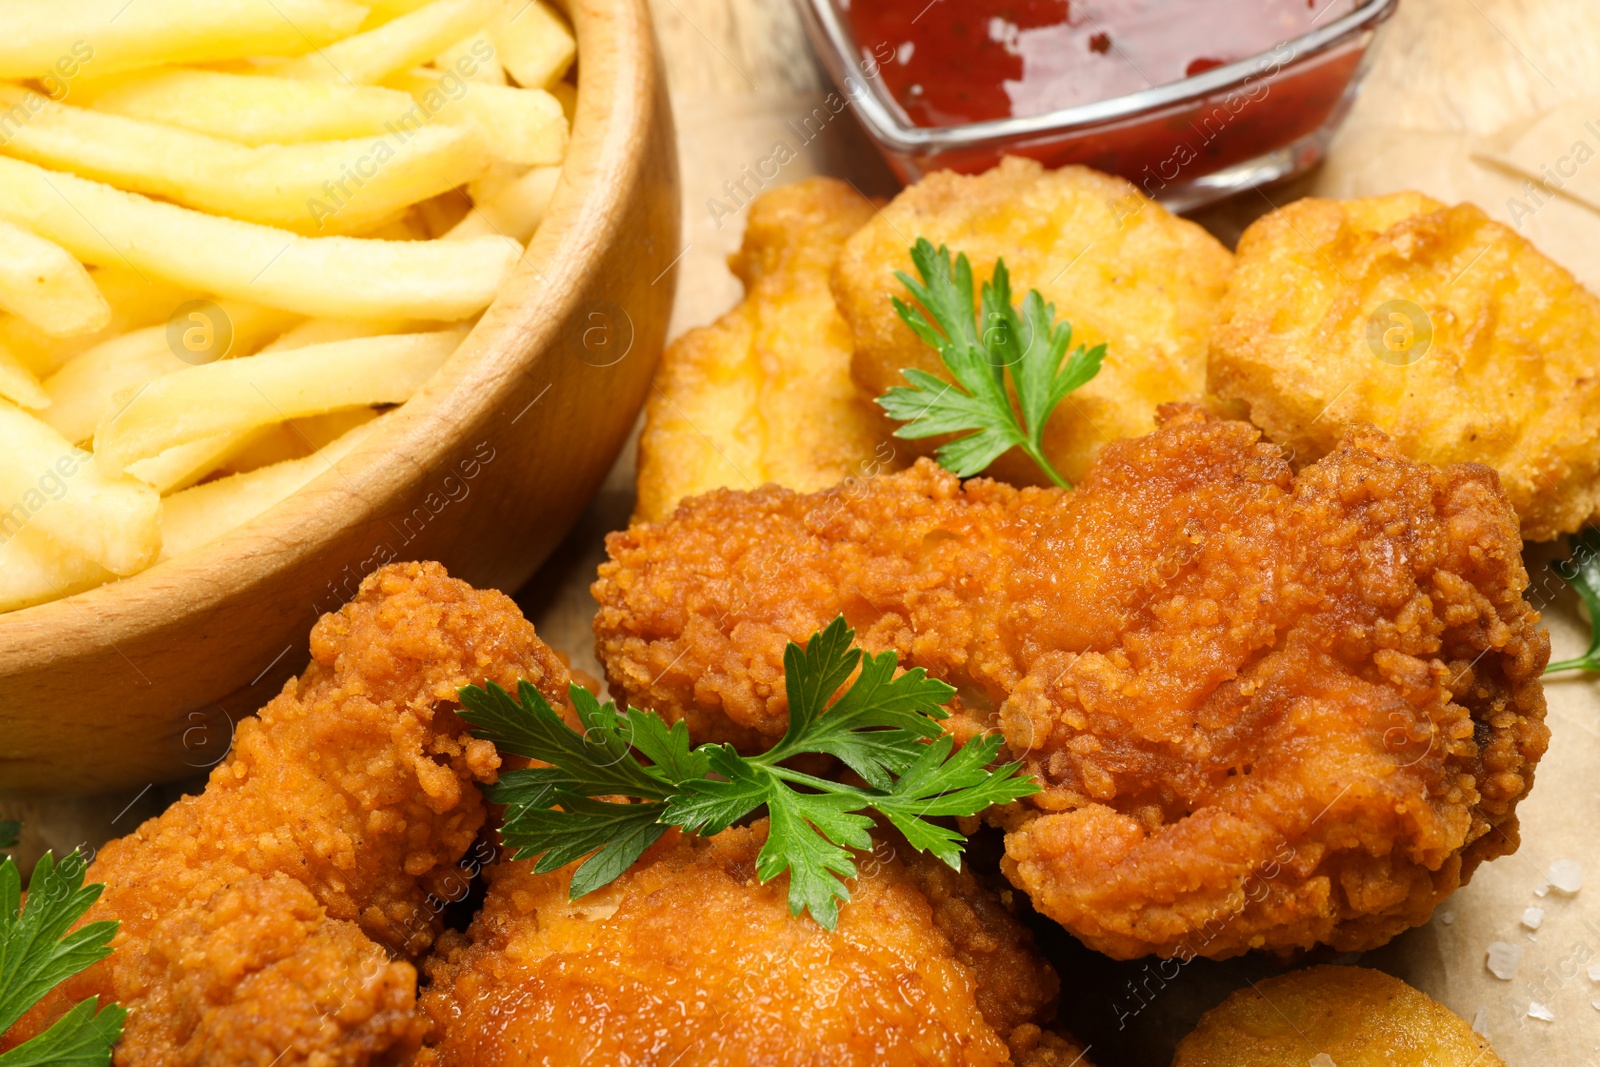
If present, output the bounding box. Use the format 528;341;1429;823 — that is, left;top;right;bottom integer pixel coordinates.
1170;965;1505;1066
418;822;1090;1067
3;561;572;1066
1208;191;1600;541
635;178;906;522
592;408;1549;959
833;157;1234;488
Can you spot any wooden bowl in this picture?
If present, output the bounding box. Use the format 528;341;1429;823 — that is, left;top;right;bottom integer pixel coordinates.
0;0;679;797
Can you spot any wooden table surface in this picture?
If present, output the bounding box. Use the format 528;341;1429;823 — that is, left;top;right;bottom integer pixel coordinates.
12;1;1600;1063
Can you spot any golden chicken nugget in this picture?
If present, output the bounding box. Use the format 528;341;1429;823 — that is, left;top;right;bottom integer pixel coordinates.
1171;965;1504;1067
1209;191;1600;541
635;178;906;522
833;156;1234;487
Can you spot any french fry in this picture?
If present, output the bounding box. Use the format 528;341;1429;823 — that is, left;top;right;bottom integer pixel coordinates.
95;329;465;470
0;0;575;613
90;265;201;328
174;322;400;483
126;389;378;494
274;0;500;85
125;428;264;495
390;68;566;166
217;407;379;476
0;399;159;574
0;86;491;235
0;342;46;408
0;156;523;320
448;164;560;242
257;318;413;354
494;0;576;89
0;218;109;337
466;161;523;205
131;402;381;493
361;0;446;28
358;216;426;241
0;523;113;614
435;33;507;84
549;79;576;123
77;69;421;147
413;190;472;238
42;302;293;445
0;267;199;377
0;0;367;80
160;416;385;561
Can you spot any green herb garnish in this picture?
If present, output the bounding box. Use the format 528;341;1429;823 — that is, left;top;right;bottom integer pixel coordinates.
877;238;1106;488
1548;527;1600;674
0;822;18;852
0;851;124;1066
458;617;1037;929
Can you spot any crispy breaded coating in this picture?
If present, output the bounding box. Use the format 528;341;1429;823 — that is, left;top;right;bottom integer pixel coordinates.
635;178;906;522
592;409;1549;959
418;823;1090;1067
1208;191;1600;541
833;157;1233;487
4;561;572;1066
1171;965;1505;1066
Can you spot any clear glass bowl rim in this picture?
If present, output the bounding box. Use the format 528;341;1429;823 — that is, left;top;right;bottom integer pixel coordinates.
800;0;1400;151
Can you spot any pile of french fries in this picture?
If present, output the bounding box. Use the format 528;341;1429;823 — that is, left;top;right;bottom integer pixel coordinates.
0;0;575;613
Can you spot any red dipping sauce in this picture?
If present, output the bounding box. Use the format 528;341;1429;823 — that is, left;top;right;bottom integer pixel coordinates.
844;0;1354;129
806;0;1393;202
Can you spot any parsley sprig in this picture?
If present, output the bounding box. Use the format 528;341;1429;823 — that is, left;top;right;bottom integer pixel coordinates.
0;851;124;1066
1548;527;1600;674
458;617;1037;929
877;238;1106;488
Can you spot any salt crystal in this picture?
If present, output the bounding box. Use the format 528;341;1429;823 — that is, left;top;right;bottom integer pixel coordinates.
1472;1006;1490;1037
1309;1055;1336;1067
1486;941;1524;980
1534;881;1551;897
1588;962;1600;982
1528;1001;1556;1022
1439;910;1456;925
1548;859;1584;894
1522;907;1545;929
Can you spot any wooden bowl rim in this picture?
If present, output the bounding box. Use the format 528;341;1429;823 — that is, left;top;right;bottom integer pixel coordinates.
0;0;656;658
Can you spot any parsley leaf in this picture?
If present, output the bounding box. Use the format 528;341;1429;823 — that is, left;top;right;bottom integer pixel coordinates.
461;680;677;801
0;851;124;1066
458;617;1039;930
877;238;1106;488
1548;526;1600;674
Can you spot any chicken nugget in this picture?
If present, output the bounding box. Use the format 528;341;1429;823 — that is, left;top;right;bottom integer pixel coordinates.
833;157;1234;487
635;178;906;522
1209;191;1600;541
418;823;1091;1067
1171;965;1504;1066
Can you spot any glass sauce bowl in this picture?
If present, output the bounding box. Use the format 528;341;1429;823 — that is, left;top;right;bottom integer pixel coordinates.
797;0;1399;210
